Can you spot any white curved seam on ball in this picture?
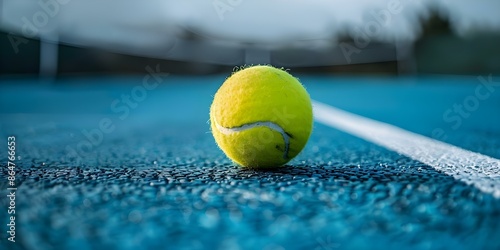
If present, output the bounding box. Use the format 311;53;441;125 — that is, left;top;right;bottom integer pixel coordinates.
214;119;290;160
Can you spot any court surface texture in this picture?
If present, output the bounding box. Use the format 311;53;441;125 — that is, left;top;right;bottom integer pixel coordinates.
1;74;499;250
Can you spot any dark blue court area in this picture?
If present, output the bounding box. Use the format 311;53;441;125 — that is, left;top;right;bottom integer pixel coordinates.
1;75;499;250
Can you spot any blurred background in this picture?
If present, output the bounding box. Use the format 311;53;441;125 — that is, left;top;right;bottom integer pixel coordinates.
1;0;499;77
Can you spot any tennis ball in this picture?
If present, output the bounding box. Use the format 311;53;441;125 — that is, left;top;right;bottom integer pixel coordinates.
210;65;313;168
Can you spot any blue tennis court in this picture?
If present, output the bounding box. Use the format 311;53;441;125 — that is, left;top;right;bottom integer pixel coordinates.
1;74;499;250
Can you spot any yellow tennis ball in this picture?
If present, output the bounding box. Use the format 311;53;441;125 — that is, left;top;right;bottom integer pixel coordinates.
210;65;313;168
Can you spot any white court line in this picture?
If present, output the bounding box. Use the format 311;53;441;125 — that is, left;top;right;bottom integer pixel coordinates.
312;101;500;198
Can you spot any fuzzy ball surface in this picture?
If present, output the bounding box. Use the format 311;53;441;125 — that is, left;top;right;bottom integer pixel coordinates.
210;65;313;168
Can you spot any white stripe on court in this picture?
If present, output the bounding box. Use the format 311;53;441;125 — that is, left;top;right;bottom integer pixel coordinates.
312;100;500;198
